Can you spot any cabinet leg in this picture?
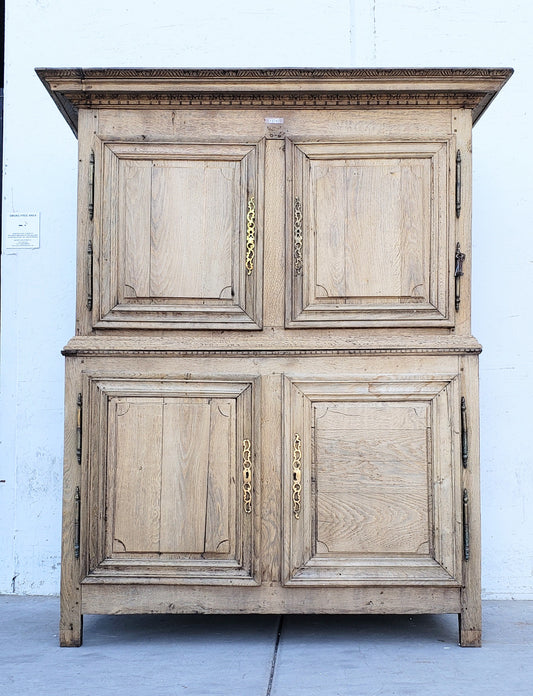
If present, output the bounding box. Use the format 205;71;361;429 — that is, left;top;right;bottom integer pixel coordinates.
60;603;83;647
458;608;481;647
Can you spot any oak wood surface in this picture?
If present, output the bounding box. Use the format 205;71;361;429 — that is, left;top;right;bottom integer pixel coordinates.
52;69;499;646
287;138;452;326
36;68;513;136
81;583;461;616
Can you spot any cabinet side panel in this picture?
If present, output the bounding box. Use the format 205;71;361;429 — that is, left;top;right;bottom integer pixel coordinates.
60;358;83;646
453;109;473;336
460;355;481;646
75;110;97;336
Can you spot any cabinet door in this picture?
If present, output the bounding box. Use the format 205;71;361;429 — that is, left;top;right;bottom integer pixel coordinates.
286;138;454;327
283;374;462;587
83;374;258;585
93;139;264;329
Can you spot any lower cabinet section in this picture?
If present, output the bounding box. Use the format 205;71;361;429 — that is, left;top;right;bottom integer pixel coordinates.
61;353;480;647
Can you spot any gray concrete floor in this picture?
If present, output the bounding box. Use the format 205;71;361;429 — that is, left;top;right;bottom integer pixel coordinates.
0;597;531;695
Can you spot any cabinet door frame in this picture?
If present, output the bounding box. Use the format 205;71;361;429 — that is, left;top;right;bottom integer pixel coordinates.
282;373;462;587
285;137;456;328
90;136;265;329
80;371;260;585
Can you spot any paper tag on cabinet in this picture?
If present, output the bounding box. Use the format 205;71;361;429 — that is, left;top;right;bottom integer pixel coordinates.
4;213;40;250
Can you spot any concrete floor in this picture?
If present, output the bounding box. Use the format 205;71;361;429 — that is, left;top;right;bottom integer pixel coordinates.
0;598;531;696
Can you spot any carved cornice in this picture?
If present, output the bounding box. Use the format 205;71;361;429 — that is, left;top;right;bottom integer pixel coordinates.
37;67;514;81
36;67;513;136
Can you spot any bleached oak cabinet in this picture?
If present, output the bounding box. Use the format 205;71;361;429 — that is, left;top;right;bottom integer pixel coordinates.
38;68;512;647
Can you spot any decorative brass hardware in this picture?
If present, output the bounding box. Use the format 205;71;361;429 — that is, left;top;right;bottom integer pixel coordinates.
455;242;465;311
245;196;256;276
86;240;93;311
242;439;252;514
455;150;461;218
461;397;469;468
293;197;303;275
292;434;302;519
74;486;81;560
88;151;95;220
76;393;82;465
463;488;470;561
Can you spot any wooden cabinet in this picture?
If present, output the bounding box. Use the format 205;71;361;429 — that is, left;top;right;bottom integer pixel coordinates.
38;67;512;647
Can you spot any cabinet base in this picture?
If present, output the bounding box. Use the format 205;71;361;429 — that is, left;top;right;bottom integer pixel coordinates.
59;615;83;648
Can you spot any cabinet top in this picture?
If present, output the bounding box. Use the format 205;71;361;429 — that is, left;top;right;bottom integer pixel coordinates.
37;67;513;136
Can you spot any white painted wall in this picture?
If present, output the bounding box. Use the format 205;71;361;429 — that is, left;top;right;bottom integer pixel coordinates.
1;0;531;598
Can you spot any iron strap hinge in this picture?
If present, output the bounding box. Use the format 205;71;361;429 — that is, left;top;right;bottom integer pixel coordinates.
74;486;81;560
76;393;82;465
462;488;470;561
454;242;466;312
88;151;95;220
86;240;93;311
455;150;462;218
461;396;469;468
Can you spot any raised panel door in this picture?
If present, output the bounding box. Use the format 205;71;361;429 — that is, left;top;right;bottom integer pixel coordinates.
283;374;462;587
93;140;264;329
82;373;259;584
286;139;454;327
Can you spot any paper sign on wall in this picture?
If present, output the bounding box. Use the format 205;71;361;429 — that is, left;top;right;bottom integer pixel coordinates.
4;213;40;250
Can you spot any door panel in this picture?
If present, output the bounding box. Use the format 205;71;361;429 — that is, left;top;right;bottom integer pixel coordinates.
85;374;258;584
286;139;453;327
95;140;264;329
283;375;461;586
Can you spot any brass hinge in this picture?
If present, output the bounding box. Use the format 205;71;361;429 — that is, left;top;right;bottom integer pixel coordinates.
461;396;468;468
76;393;82;465
74;486;81;560
86;240;93;311
454;242;466;311
455;150;462;218
462;488;470;561
88;151;95;220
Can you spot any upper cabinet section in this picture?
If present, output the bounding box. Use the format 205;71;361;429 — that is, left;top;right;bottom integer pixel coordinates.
37;68;512;334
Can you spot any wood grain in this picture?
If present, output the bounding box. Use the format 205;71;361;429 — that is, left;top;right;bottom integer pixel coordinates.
112;399;162;553
94;139;263;329
289;140;450;327
53;69;495;646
